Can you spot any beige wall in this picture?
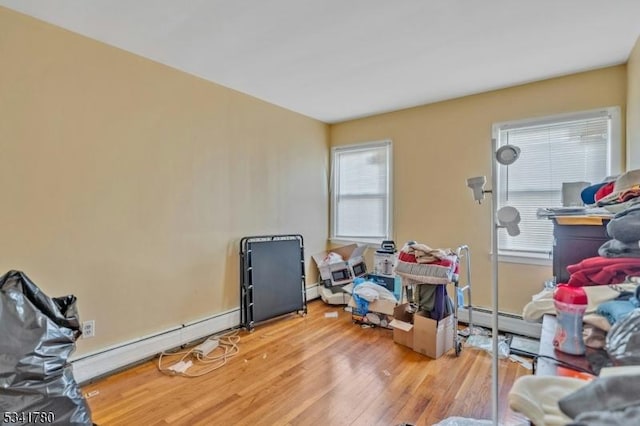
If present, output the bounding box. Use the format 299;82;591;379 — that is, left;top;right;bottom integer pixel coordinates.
331;66;627;314
0;7;329;356
628;36;640;170
0;4;632;359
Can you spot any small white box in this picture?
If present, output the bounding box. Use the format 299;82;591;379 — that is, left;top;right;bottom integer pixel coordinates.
373;251;397;276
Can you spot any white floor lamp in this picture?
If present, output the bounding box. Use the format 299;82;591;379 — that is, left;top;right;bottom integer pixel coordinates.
466;140;521;425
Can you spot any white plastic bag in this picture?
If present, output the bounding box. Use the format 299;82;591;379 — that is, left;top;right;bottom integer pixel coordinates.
433;417;493;426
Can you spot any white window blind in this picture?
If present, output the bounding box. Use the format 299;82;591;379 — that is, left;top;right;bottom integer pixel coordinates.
495;108;619;259
331;140;392;243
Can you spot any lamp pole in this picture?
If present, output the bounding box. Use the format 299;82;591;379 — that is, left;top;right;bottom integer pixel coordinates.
467;139;521;425
490;138;500;425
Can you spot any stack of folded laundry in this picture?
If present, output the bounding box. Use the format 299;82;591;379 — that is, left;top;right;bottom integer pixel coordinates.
395;241;457;320
396;241;458;283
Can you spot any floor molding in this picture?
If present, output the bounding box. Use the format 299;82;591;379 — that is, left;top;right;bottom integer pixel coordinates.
71;308;239;384
457;307;542;339
72;284;321;384
306;283;320;301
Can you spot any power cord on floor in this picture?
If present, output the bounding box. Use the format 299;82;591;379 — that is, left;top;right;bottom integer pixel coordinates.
157;329;241;377
532;354;594;375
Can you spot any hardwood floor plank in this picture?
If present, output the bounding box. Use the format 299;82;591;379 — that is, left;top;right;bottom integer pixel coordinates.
82;300;530;425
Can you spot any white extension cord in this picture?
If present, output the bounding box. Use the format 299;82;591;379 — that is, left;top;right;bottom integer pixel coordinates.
168;360;193;374
193;338;219;357
157;329;240;378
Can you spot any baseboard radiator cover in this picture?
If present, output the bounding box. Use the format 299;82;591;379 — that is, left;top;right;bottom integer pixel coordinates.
70;308;240;384
457;307;542;339
71;284;321;384
306;283;320;300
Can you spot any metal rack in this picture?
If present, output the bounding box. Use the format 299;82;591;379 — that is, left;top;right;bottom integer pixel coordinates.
453;244;473;356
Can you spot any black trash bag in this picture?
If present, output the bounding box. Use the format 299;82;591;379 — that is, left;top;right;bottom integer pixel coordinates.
0;270;92;425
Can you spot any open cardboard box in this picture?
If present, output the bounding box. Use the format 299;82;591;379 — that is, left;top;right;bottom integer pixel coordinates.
390;303;454;359
319;282;353;305
348;296;397;329
311;244;368;287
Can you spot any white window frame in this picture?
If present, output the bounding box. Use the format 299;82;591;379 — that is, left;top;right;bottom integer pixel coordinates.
493;106;621;265
330;140;393;246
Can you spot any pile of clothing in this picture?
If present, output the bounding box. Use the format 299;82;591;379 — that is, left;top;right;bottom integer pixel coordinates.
395;241;457;320
396;241;459;283
542;175;640;334
523;282;639;349
582;169;640;213
524;179;640;349
511;172;640;425
599;203;640;258
509;368;640;426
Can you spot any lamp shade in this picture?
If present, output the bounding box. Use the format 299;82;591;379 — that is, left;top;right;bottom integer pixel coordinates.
466;176;487;202
495;145;521;165
497;206;521;236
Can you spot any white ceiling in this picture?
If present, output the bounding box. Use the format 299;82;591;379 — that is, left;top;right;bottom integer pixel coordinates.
2;1;640;123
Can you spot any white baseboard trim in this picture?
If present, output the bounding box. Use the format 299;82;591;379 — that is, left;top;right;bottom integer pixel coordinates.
457;307;542;339
306;283;320;300
72;286;320;385
71;308;239;384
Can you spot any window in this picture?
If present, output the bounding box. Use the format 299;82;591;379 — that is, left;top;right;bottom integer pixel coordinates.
331;140;392;244
494;107;621;263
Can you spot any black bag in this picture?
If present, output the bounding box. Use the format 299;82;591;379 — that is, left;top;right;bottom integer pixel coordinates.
0;270;92;425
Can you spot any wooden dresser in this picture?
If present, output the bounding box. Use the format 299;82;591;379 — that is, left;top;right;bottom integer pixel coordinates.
552;216;611;284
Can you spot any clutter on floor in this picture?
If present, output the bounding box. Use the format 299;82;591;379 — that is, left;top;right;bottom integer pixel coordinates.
506;334;541;358
348;276;397;328
432;417;494;426
312;240;475;359
157;329;241;377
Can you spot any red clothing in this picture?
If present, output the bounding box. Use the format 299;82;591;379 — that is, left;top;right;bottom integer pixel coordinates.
567;257;640;286
398;251;417;263
594;181;615;202
431;258;459;274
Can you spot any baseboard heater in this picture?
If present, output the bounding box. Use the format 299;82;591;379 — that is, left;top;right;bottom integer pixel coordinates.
457;307;542;339
70;285;322;385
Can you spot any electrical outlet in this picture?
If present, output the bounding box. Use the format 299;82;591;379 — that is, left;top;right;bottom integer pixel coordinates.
82;320;95;338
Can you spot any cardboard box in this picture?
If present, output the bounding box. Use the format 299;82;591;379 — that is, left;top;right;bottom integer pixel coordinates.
390;318;414;347
366;273;402;300
390;305;454;359
393;303;414;323
348;296;397;329
351;310;394;328
413;313;454;359
348;296;396;316
311;244;368;287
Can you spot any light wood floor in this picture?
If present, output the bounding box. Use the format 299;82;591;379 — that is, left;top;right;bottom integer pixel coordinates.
82;300;530;425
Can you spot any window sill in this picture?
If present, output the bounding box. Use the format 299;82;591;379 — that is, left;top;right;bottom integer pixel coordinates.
497;252;552;267
329;238;383;249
